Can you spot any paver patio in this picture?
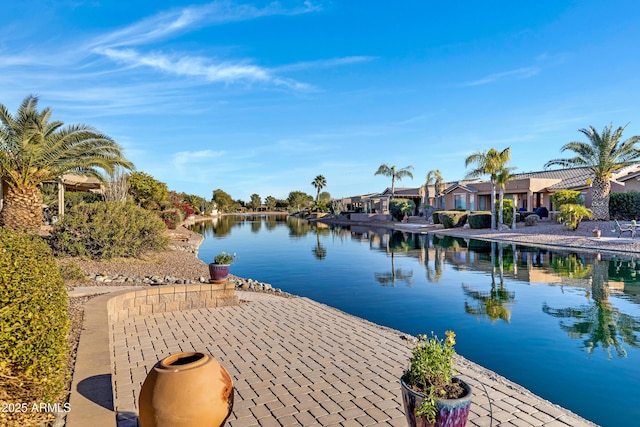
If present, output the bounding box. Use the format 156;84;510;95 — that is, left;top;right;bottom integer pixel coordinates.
109;291;598;427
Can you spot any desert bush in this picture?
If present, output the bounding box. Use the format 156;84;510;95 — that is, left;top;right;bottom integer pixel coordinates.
160;208;184;229
58;261;86;281
51;201;169;259
439;211;468;229
0;228;69;400
389;199;415;221
468;211;492;229
525;214;540;226
609;191;640;220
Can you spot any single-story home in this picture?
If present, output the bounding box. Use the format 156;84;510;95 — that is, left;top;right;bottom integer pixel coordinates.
338;163;640;216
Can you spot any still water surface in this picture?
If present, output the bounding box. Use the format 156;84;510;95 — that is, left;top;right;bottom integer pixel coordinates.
192;215;640;427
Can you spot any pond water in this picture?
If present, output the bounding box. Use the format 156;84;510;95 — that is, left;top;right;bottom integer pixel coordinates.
191;215;640;427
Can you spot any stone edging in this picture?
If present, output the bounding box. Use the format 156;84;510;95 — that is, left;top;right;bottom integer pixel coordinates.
67;283;240;426
107;282;238;323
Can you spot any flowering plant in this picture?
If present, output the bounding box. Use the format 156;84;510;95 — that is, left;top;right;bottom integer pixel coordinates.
402;331;463;422
213;252;236;265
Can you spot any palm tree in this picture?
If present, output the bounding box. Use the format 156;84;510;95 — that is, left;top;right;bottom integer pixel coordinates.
374;164;414;199
465;148;512;230
495;166;515;228
311;175;326;201
424;169;444;208
545;124;640;220
0;95;134;231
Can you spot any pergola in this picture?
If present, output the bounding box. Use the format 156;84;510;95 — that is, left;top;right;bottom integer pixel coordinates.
56;174;103;216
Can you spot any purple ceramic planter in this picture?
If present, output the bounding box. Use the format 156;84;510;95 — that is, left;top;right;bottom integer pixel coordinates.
401;377;472;427
209;264;230;283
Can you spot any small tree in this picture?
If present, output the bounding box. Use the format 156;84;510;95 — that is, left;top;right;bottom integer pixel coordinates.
264;195;277;211
558;204;593;231
248;194;262;211
551;190;584;209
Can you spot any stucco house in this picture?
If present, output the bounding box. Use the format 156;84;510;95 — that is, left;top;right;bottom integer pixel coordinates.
440;164;640;213
338;164;640;216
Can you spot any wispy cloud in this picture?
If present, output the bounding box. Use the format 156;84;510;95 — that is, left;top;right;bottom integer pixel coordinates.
173;149;227;168
274;56;376;72
90;1;322;49
88;1;323;89
465;66;539;87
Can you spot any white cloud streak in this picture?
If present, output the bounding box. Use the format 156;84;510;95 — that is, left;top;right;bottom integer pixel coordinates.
87;1;327;89
465;66;540;86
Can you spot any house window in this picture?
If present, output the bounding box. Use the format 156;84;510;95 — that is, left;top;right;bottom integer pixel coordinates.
454;194;466;210
469;194;475;212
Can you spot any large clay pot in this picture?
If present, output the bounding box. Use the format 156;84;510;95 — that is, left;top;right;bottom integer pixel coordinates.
209;264;230;283
139;352;234;427
400;377;472;427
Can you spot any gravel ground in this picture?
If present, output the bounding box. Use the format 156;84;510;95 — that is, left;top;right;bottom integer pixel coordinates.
58;226;210;283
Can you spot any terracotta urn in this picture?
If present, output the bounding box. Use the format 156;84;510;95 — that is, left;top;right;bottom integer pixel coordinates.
209;264;230;283
139;352;234;427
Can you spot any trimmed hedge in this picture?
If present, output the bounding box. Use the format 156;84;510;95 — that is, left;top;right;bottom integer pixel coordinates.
432;210;441;224
468;211;492;229
438;211;468;229
0;228;69;400
610;191;640;220
51;201;169;259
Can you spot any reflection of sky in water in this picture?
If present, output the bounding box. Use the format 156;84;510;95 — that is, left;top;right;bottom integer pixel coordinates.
193;216;640;427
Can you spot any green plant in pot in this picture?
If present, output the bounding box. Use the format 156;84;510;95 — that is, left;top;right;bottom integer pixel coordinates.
400;331;473;427
209;251;236;283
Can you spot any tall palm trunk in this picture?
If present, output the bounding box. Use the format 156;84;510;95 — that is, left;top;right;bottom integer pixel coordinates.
591;176;611;220
0;185;43;232
498;187;505;229
490;182;497;230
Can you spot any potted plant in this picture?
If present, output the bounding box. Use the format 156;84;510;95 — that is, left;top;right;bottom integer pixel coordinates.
400;331;473;427
209;252;236;283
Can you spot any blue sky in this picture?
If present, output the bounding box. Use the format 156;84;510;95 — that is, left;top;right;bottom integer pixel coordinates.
2;1;640;201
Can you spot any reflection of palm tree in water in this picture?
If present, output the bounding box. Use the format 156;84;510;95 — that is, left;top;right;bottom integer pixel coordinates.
312;231;327;260
374;232;414;287
374;252;414;287
543;258;640;358
425;237;444;283
463;242;516;322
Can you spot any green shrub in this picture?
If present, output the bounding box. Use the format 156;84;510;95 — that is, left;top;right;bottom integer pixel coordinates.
389;198;416;221
432;210;441;224
63;191;103;209
0;228;69;400
558;203;593;230
51;201;169;259
468;211;492;229
495;199;514;225
525;214;540;226
438;211;468;229
160;208;184;229
551;190;584;209
609;191;640;220
59;261;86;281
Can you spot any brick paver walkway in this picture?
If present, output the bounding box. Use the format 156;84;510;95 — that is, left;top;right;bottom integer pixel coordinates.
112;291;597;427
